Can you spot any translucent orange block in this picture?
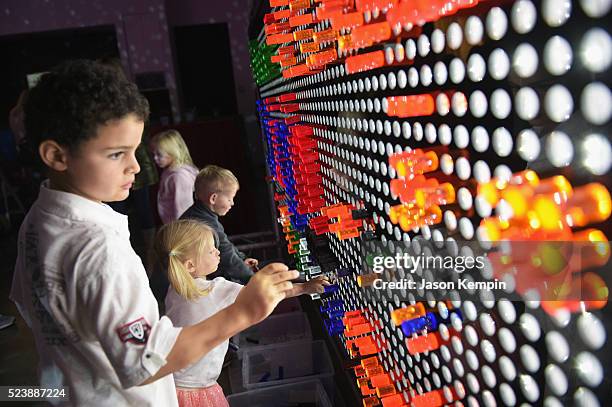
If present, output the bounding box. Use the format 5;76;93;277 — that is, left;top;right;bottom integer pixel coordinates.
267;33;295;45
565;183;611;227
337;34;354;54
358;273;381;287
282;63;310;78
365;365;384;376
271;53;291;63
330;11;364;29
406;332;442;355
289;12;315;26
414;182;455;208
273;9;291;19
293;28;314;41
354;365;367;377
386;95;435;118
381;393;407;407
389;150;438;177
361;355;380;369
356;0;399;12
300;41;320;53
307;48;337;67
337;228;361;239
390;176;437;204
345;322;373;337
349;21;392;50
376;384;397;398
279;56;298;67
277;45;296;54
478;169;540;206
289;0;311;12
361;385;377;396
363;396;381;407
345;50;385;74
316;4;346;20
313;28;338;42
411;389;445;407
270;0;289;6
370;373;392;387
391;303;425;325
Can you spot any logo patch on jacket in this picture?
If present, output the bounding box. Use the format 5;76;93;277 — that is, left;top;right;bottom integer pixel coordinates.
117;318;151;344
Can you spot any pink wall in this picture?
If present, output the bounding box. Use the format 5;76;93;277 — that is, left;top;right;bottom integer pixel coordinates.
0;0;258;117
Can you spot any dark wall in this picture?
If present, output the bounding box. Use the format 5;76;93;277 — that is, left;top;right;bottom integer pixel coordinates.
0;25;118;128
174;23;238;119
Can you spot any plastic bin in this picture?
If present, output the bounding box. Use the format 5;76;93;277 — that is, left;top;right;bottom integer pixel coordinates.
227;380;333;407
242;340;334;391
234;312;312;357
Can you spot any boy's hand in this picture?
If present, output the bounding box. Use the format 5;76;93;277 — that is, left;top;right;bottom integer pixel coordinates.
302;275;331;294
233;263;298;325
286;275;331;297
244;258;259;269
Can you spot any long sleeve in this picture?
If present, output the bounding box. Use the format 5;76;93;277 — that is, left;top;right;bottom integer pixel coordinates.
158;166;197;224
216;224;254;284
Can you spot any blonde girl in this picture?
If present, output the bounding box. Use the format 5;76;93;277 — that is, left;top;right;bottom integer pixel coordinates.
155;220;330;407
151;130;199;223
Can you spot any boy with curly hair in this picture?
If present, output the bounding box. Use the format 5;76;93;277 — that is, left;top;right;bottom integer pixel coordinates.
10;60;298;406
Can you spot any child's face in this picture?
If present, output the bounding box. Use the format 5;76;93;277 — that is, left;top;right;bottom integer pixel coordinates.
192;243;220;278
152;146;173;168
210;186;238;216
52;114;143;202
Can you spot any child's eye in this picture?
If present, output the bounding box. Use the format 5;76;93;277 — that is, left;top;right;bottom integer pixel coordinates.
109;152;124;160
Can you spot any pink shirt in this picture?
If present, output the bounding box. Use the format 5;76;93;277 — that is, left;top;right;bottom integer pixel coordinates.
157;165;198;224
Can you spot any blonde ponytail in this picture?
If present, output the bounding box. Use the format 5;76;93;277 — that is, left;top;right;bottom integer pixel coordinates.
154;220;217;301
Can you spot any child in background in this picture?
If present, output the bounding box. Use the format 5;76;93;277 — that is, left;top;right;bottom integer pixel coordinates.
181;165;257;284
10;59;299;406
156;219;329;407
151;130;199;223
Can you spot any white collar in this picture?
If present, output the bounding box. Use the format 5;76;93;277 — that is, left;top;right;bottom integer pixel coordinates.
36;180;128;233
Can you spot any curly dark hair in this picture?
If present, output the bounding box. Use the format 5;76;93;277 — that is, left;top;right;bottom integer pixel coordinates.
24;59;149;155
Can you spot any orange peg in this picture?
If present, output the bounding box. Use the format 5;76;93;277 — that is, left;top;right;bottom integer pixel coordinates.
330;11;364;29
361;355;380;368
345;50;385;74
386;95;435;118
293;28;314;41
391;303;425;325
300;41;320;53
313;28;338;42
376;384;397;398
406;332;442;355
349;21;392;50
389;150;438;177
414;183;455;208
358;273;381;287
363;396;381;407
381;393;407;407
289;12;315;26
289;0;311;12
370;373;392;388
565;183;611;227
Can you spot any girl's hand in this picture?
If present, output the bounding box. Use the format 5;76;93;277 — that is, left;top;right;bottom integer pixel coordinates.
233;263;298;324
301;275;331;295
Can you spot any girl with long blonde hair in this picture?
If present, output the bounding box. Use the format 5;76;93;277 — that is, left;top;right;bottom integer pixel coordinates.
151;129;199;223
155;219;329;407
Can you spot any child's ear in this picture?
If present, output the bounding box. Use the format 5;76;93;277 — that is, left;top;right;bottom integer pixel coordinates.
209;193;217;205
39;140;69;171
183;258;197;275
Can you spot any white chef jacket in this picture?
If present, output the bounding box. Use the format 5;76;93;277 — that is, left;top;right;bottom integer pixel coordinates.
10;181;181;406
165;277;242;388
